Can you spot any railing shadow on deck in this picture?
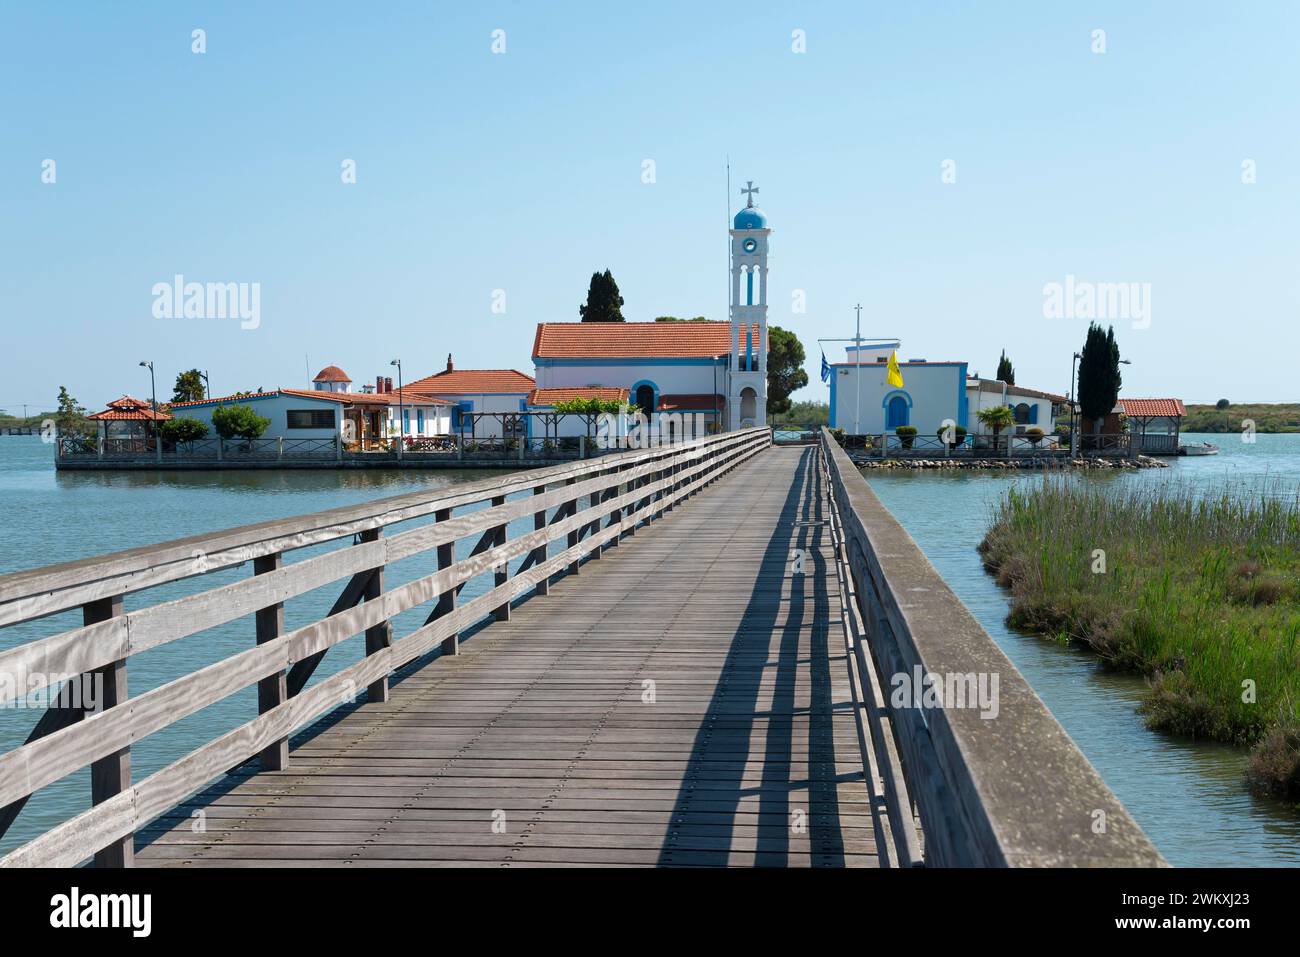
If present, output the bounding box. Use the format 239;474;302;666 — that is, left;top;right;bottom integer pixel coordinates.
0;428;772;867
818;427;1167;867
656;446;850;867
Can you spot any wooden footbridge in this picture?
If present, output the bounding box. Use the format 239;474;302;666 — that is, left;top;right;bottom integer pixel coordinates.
0;429;1163;868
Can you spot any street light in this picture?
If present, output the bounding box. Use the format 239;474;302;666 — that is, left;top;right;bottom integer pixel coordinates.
390;358;404;447
139;360;158;450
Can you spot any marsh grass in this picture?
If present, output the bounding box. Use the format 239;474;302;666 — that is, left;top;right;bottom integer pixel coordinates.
979;477;1300;798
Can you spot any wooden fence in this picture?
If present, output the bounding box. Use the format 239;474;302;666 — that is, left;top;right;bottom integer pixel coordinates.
819;428;1165;867
0;427;771;867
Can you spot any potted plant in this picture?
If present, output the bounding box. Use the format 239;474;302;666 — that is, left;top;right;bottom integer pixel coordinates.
1025;426;1044;446
895;425;918;450
936;424;967;449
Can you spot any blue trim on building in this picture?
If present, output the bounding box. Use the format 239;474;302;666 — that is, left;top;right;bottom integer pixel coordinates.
629;379;659;415
957;362;969;432
828;370;837;428
883;390;912;430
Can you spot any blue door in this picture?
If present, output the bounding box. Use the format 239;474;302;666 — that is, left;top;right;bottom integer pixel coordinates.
886;394;909;429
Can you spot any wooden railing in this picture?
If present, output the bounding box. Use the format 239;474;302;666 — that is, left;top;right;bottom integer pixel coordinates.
0;427;771;867
818;428;1165;867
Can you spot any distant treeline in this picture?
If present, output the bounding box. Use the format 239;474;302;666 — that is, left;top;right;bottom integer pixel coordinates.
1183;403;1300;434
770;400;829;427
0;413;53;428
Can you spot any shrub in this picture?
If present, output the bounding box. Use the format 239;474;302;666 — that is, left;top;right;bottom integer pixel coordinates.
895;425;918;449
936;424;967;447
211;404;271;440
160;417;209;444
1025;426;1044;444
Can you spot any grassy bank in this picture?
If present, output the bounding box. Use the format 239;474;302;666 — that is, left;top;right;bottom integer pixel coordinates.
979;479;1300;800
1182;403;1300;433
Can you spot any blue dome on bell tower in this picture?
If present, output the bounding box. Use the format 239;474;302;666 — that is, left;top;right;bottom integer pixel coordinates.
733;206;768;229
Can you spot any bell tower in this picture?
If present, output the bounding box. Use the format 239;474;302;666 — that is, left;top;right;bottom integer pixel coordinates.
728;180;769;429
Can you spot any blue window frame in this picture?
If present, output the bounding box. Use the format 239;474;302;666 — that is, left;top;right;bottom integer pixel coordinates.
886;394;910;429
416;409;424;433
403;409;411;433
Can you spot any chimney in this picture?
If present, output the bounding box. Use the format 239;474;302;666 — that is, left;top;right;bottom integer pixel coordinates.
376;375;384;394
446;353;454;373
384;377;393;393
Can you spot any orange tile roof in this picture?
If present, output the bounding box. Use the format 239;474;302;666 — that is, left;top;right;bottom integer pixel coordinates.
312;365;351;382
527;387;629;406
657;394;725;412
405;369;535;394
1118;398;1185;418
343;389;453;406
533;321;761;359
89;406;171;422
105;395;152;410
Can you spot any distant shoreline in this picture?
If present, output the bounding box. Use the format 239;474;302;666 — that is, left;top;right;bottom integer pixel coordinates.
1182;403;1300;433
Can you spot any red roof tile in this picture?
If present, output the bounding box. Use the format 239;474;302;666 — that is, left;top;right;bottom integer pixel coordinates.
405;369;535;394
532;321;761;359
527;387;629;406
657;394;725;412
105;395;152;410
89;407;171;422
312;365;351;382
1118;398;1185;418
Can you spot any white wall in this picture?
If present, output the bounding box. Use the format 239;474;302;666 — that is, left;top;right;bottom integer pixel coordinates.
176;394;342;440
385;405;452;437
831;364;965;436
535;361;721;397
431;392;530;438
965;388;1054;435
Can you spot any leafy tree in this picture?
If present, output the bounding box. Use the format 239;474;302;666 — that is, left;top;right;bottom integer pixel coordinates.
54;386;90;436
1215;398;1230;410
996;350;1015;385
766;326;808;417
171;369;206;403
772;400;829;426
653;316;708;322
211;404;271;440
1077;323;1122;436
977;404;1015;453
579;269;625;322
160;417;209;445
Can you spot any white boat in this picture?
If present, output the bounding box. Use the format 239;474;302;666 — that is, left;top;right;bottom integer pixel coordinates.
1179;442;1219;456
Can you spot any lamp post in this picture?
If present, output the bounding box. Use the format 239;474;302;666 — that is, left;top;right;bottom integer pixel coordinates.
390;358;404;449
199;370;211;401
139;360;158;453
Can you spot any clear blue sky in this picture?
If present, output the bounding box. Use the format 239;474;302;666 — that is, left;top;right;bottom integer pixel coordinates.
2;1;1297;412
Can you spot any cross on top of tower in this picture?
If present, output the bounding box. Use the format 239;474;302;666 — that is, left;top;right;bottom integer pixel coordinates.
741;181;759;208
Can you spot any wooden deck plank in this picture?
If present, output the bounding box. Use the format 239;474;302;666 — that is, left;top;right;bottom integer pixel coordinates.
136;447;887;869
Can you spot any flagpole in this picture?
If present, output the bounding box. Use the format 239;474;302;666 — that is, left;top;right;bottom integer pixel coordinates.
853;304;863;437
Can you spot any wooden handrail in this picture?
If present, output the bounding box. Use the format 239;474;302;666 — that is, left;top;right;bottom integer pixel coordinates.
818;428;1165;867
0;428;771;867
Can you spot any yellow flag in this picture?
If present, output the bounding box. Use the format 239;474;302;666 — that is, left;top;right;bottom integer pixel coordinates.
885;350;905;388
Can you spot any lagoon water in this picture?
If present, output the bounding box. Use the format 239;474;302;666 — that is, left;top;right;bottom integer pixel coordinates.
2;433;1298;864
866;433;1300;867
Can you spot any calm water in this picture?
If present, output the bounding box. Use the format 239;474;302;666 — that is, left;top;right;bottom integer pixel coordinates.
3;434;1299;865
0;437;526;855
866;433;1300;867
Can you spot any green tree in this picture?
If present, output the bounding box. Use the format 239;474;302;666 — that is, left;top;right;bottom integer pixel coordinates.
1077;323;1122;437
1215;398;1230;410
171;369;206;403
977;405;1015;454
996;350;1015;385
766;326;809;417
160;416;209;446
579;269;625;322
653;316;708;322
54;386;89;436
211;404;271;440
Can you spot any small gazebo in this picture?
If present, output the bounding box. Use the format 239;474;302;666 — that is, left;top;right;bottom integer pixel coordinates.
86;396;172;450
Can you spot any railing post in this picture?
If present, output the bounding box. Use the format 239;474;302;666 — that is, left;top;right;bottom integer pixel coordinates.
277;436;284;461
433;508;458;655
566;477;581;573
532;484;550;595
253;553;290;768
97;436;104;459
359;528;391;701
85;595;132;867
217;438;224;462
579;435;586;459
336;435;343;463
490;495;510;620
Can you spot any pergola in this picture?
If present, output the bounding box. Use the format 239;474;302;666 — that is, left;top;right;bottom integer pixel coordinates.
87;396;172;446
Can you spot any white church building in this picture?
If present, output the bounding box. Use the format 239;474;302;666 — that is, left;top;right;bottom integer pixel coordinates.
527;181;772;433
